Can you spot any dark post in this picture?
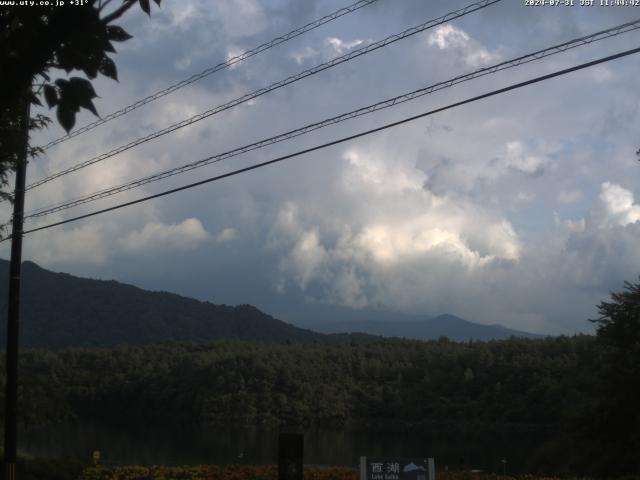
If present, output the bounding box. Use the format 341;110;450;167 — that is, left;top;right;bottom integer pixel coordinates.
278;433;303;480
3;89;30;480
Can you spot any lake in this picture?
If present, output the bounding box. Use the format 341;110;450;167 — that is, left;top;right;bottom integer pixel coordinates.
19;420;550;473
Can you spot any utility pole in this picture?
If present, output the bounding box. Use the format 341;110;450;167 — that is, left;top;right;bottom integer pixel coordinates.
3;87;31;480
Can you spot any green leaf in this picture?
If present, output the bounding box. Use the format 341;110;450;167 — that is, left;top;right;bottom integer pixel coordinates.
56;104;75;133
106;25;133;42
99;57;118;81
30;92;42;107
68;77;97;99
56;78;100;121
68;77;100;117
55;48;78;73
81;99;99;117
139;0;150;15
43;85;58;108
103;40;116;53
81;54;101;79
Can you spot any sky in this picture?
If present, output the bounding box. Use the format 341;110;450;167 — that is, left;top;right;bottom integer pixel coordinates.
2;0;640;335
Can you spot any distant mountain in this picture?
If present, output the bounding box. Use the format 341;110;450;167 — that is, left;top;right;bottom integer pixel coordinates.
0;260;379;349
309;313;543;341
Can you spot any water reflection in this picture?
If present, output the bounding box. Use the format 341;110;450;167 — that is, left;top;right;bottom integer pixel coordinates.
20;421;549;473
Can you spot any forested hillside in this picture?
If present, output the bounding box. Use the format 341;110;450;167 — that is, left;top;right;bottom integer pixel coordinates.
0;260;377;348
0;336;594;430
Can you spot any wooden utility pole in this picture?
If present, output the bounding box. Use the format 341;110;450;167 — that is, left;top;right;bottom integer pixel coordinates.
3;88;31;480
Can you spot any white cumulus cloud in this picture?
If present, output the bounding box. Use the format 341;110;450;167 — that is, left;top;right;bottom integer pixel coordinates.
118;218;210;253
427;24;499;68
272;146;521;311
325;37;365;55
599;182;640;227
501;141;548;175
291;36;366;65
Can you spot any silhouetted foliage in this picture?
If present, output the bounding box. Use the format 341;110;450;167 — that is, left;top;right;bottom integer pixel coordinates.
0;336;596;435
530;279;640;476
0;0;161;202
588;279;640;475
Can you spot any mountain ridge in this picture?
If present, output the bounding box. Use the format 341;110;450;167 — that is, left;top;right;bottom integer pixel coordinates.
307;312;543;341
0;259;379;348
0;259;542;348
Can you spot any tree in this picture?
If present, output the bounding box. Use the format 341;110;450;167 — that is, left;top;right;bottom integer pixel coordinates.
589;279;640;475
0;0;161;203
1;2;161;474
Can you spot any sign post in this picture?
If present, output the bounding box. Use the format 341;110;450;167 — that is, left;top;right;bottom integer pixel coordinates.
278;433;303;480
360;457;435;480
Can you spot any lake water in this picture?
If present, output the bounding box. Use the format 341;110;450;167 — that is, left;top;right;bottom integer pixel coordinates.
19;420;550;473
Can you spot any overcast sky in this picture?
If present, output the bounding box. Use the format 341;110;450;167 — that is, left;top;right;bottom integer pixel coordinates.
2;0;640;334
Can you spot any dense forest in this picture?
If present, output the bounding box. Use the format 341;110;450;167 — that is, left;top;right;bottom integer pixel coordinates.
0;336;595;431
0;337;597;467
0;334;636;475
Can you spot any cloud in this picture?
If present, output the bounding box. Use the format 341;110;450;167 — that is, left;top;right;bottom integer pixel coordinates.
7;0;640;336
285;228;327;288
427;24;499;68
273;146;521;311
290;46;319;65
23;222;111;266
225;47;245;70
599;182;640;227
164;0;267;40
325;37;365;55
554;213;586;233
290;36;367;65
497;141;549;176
117;218;210;253
558;190;583;204
216;228;238;243
342;149;426;195
329;267;369;309
588;65;613;84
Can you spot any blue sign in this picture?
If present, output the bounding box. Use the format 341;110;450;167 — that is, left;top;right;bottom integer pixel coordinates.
360;457;434;480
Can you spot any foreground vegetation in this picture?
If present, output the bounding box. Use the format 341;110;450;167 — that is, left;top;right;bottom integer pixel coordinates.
78;465;637;480
9;458;640;480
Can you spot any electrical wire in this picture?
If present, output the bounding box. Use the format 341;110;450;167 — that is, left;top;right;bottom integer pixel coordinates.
21;18;640;221
7;45;639;240
23;0;502;192
36;0;382;152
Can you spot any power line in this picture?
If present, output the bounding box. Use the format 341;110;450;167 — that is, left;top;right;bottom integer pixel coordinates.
21;18;640;221
35;0;382;152
8;45;639;240
23;0;501;192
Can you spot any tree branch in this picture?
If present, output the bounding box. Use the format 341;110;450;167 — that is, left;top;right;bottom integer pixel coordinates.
98;0;115;14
